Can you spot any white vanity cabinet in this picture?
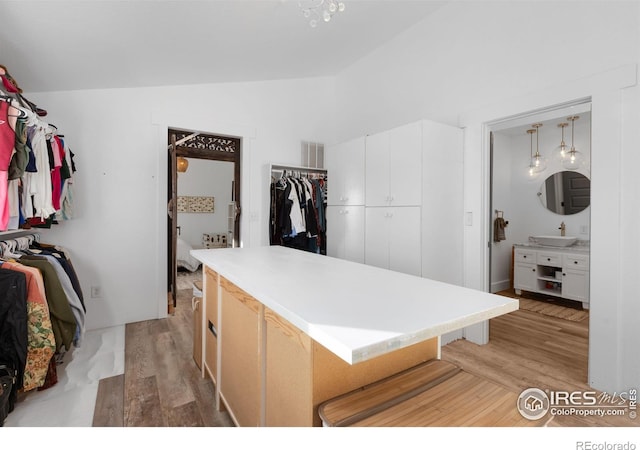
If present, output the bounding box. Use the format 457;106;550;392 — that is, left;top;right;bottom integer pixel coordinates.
513;246;590;309
365;121;422;207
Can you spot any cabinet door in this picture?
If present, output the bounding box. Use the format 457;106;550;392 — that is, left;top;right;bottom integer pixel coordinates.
324;142;345;206
365;131;390;206
325;206;345;259
220;278;263;426
514;263;537;292
341;137;365;206
562;268;589;303
365;207;390;269
389;122;422;206
388;207;422;276
343;206;365;264
204;268;218;383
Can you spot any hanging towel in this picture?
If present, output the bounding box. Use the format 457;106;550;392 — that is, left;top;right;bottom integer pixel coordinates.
494;217;507;242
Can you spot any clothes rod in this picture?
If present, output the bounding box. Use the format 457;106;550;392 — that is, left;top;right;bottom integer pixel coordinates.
270;163;327;173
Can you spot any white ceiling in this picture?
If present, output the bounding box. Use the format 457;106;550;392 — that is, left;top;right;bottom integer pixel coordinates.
0;0;447;93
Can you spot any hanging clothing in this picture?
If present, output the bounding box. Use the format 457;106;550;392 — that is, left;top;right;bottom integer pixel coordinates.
0;101;16;231
17;257;76;352
0;268;28;415
1;261;56;391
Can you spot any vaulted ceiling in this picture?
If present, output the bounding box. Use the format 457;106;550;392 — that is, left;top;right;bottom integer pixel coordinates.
0;0;447;93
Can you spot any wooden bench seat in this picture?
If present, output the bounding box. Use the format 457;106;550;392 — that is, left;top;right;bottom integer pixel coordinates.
318;359;550;427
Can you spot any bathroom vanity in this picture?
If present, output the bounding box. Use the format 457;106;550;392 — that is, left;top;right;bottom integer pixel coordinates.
513;243;590;308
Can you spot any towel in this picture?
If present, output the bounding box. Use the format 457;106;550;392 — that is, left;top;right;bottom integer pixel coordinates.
494;217;507;242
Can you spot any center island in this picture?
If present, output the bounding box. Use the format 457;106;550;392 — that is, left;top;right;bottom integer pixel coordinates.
191;246;518;426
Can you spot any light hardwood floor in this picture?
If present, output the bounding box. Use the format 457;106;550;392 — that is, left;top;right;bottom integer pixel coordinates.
93;288;637;427
441;291;637;427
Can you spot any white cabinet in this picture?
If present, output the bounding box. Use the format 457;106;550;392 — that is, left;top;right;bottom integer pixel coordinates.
326;206;365;263
365;122;422;207
365;207;421;276
325;137;365;206
513;247;589;308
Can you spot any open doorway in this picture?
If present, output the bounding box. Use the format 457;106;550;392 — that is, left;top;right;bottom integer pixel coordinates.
487;101;592;378
167;128;241;313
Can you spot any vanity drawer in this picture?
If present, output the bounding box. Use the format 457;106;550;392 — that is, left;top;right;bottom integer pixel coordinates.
514;249;535;263
563;254;589;270
537;252;562;266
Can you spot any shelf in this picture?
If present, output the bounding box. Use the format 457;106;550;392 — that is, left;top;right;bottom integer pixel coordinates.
537;287;563;297
537;276;562;283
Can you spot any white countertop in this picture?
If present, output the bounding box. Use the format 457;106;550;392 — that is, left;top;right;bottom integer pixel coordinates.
191;246;518;365
514;243;590;254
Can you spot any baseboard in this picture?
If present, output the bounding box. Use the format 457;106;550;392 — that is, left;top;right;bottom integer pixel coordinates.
491;280;511;293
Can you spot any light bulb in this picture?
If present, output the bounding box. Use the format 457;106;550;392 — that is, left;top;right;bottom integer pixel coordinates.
525;163;540;182
338;2;345;12
323;10;331;22
329;2;337;13
562;148;584;170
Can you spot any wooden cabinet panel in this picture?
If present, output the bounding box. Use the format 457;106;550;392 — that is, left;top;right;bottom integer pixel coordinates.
203;268;218;383
264;309;313;427
219;277;263;427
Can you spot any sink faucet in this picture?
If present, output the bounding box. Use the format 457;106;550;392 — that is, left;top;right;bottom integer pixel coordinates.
559;222;566;236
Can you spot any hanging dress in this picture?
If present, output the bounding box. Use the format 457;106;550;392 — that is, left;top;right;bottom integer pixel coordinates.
0;101;16;230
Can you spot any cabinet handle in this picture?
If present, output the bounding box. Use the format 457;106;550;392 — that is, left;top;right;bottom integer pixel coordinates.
574;261;578;264
523;255;527;259
532;268;536;272
208;320;217;338
563;273;566;276
547;258;551;261
390;195;395;202
344;210;349;214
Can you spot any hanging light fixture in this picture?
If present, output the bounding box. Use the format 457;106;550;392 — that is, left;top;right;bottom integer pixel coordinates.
529;123;547;174
299;0;346;28
525;128;541;180
563;115;584;170
177;156;189;173
553;122;569;161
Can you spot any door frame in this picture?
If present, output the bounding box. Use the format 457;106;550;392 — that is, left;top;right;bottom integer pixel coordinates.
167;128;242;312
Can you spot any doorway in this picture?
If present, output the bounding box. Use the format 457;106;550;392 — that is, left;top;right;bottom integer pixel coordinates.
167;128;241;313
487;101;591;380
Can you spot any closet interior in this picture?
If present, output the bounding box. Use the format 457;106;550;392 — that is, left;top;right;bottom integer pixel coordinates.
269;163;328;255
0;65;82;426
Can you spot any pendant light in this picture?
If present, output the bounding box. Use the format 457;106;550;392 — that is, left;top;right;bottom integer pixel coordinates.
177;156;189;173
553;122;569;161
563;115;584;170
529;123;547;173
525;128;540;180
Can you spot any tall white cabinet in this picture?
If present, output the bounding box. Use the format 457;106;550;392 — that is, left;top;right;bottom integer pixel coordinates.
325;136;366;263
327;119;463;282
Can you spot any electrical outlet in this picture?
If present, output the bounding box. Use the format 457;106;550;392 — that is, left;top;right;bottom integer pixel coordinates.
91;286;102;298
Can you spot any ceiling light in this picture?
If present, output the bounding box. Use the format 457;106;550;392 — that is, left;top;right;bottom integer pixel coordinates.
529;123;547;174
553;122;569;161
177;157;189;173
562;116;585;171
299;0;345;27
525;128;541;181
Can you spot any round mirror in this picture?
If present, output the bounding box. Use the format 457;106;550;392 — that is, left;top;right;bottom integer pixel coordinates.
537;171;590;215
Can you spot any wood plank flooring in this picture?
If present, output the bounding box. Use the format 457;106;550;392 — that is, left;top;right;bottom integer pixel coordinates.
93;286;637;427
92;288;233;427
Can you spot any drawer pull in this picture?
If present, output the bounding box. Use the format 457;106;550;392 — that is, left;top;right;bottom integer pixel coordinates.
523;255;527;258
208;320;217;338
574;261;578;264
547;258;551;261
532;268;536;272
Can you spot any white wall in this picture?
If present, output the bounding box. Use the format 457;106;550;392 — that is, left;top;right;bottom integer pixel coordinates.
177;158;234;249
29;76;336;331
334;1;639;393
